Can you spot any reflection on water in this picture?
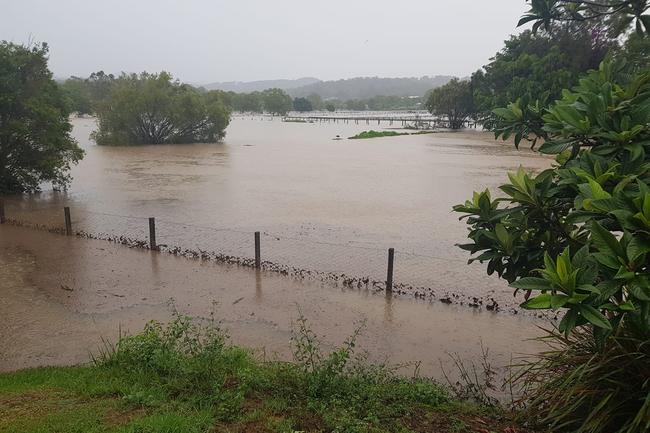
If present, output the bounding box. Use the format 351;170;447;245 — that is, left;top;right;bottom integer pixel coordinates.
2;116;550;310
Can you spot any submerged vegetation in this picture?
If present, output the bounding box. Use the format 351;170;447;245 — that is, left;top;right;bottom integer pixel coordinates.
349;130;405;139
425;79;475;130
92;72;230;146
0;314;521;433
348;130;434;139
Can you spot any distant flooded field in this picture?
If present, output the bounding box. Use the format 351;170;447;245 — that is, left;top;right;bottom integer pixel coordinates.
2;115;550;311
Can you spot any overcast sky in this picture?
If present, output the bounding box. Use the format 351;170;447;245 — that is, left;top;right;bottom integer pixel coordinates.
2;0;529;84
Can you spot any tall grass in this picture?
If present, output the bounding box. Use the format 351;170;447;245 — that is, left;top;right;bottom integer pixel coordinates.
92;311;455;432
515;324;650;433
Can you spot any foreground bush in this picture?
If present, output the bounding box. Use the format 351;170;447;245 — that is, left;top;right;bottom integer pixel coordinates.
0;314;524;433
516;326;650;433
455;61;650;432
99;314;454;432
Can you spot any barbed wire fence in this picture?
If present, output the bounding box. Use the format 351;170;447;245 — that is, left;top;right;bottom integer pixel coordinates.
0;200;541;316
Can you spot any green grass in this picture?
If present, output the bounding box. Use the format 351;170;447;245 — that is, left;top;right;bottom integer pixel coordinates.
348;130;435;139
0;314;523;433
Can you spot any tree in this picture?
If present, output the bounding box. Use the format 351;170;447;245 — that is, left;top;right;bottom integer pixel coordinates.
305;93;323;110
455;4;650;429
0;42;84;193
458;58;650;433
325;103;336;112
292;97;313;112
471;24;616;123
92;72;230;145
229;91;263;112
614;32;650;79
261;88;293;115
60;77;93;115
425;79;475;129
519;0;650;36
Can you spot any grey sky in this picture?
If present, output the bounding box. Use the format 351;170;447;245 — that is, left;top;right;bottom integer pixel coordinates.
2;0;528;84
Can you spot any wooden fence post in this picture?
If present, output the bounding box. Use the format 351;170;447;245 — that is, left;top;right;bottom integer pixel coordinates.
0;199;5;224
386;248;395;292
254;231;261;269
64;207;72;236
149;217;157;250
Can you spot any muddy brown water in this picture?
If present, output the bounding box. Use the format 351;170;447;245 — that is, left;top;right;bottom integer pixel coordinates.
1;116;552;378
0;225;544;380
2;116;551;311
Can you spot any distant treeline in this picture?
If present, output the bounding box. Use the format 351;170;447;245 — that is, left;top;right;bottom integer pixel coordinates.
288;76;453;99
61;75;425;116
216;91;424;113
204;75;454;100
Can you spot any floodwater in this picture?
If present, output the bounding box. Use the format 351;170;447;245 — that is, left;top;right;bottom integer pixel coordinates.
2;116;550;311
0;225;544;380
1;116;554;377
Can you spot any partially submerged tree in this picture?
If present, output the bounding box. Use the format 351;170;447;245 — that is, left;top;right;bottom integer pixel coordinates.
60;76;94;115
60;71;117;115
293;97;313;112
0;41;84;193
92;72;230;145
425;79;475;129
261;88;293;115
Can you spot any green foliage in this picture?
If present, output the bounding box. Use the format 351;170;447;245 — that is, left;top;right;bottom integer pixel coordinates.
425;78;475;129
91;72;230;145
292;96;313;112
0;41;84;193
471;26;615;124
348;130;433;139
519;0;650;36
516;326;650;433
260;88;293;115
348;130;403;139
325;102;336;112
60;77;94;115
305;92;324;110
615;32;650;81
87;314;456;432
455;63;650;344
226;90;264;112
346;95;423;111
59;71;117;115
0;311;527;432
224;88;293;115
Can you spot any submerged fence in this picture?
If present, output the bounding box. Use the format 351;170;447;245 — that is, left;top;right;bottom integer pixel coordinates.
0;199;525;314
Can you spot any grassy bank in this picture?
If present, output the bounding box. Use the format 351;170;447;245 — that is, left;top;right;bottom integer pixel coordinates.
0;315;523;433
348;130;434;139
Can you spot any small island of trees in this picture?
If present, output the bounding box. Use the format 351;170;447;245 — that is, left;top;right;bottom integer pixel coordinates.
91;72;230;146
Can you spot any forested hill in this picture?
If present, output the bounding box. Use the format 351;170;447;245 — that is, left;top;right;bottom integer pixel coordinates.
202;75;454;99
203;77;319;93
288;76;454;99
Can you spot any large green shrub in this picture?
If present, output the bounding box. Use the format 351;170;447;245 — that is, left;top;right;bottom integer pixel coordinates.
455;62;649;340
455;61;650;432
92;72;230;145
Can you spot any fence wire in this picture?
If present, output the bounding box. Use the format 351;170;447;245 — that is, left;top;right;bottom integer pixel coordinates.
2;201;536;315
